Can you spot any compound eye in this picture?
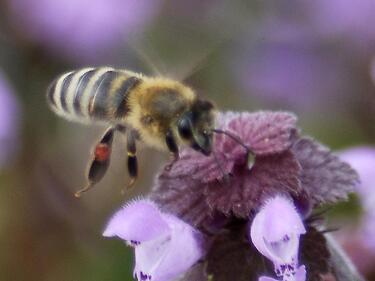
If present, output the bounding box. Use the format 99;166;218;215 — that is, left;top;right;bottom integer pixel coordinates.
178;118;192;139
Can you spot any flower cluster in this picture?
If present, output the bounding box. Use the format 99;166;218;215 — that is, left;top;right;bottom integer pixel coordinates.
104;111;361;281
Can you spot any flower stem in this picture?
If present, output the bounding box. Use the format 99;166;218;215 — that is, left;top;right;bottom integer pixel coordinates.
325;234;366;281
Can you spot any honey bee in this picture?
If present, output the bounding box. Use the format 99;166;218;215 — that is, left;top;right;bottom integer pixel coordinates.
47;67;222;197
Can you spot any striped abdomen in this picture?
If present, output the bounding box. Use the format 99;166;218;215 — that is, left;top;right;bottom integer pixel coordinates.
47;67;141;122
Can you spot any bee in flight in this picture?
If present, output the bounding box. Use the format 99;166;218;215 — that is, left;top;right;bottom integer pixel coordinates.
47;67;248;197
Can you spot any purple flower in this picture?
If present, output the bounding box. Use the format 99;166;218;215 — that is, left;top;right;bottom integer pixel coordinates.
0;71;20;168
339;147;375;202
151;111;357;230
339;147;375;250
147;110;362;281
8;0;161;62
250;196;306;281
103;199;204;281
100;110;365;281
155;111;302;220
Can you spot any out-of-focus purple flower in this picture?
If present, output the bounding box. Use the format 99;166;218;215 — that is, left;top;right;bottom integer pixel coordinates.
103;199;204;281
340;147;375;201
250;196;306;281
337;230;375;275
8;0;160;62
307;0;375;48
339;146;375;250
0;71;20;168
236;24;344;112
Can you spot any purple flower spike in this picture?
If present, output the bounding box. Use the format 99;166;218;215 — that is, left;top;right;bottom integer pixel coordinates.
103;199;204;281
152;111;302;221
250;196;306;281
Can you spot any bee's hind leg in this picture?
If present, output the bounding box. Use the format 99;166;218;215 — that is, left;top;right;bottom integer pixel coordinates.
75;126;117;198
124;130;138;193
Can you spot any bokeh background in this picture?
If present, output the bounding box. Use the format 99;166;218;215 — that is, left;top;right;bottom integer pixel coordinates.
0;0;374;280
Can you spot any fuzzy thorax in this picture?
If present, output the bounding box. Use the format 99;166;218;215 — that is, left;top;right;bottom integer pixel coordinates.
126;77;196;150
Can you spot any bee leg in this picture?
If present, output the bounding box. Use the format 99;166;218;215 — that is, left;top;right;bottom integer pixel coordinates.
124;130;138;192
75;127;115;198
165;129;179;171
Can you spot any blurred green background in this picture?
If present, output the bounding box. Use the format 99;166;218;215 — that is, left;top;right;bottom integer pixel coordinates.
0;0;374;280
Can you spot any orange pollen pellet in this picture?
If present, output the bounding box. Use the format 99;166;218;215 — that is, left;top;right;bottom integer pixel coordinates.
95;144;110;162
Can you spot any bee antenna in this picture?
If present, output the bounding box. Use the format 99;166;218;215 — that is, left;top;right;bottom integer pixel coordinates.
211;128;250;154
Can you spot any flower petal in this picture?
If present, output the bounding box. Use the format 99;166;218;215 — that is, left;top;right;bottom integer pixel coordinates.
134;232;171;280
259;277;278;281
250;196;305;273
103;199;170;243
261;197;306;243
294;265;306;281
134;214;204;281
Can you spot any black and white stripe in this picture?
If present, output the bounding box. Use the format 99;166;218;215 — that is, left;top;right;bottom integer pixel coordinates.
46;67;141;122
113;76;141;118
70;68;96;116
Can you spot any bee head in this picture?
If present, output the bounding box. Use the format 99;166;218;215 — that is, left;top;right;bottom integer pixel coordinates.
177;99;216;156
